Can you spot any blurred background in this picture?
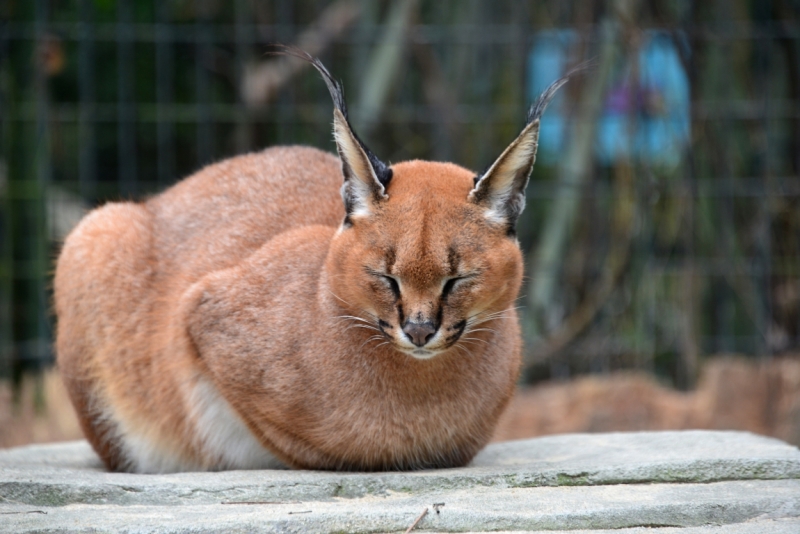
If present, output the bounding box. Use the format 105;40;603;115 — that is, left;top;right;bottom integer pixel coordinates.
2;0;800;447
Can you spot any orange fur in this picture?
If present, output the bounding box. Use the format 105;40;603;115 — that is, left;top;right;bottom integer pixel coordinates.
55;52;569;472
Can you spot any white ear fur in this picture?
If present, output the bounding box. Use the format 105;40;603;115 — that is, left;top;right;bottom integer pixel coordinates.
333;109;386;218
468;120;540;227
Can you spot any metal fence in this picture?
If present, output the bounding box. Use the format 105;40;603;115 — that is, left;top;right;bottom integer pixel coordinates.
1;0;799;389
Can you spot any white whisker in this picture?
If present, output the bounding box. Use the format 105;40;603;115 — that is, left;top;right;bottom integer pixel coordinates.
334;314;375;325
464;327;498;336
462;336;490;345
454;344;472;358
345;324;382;334
359;335;386;351
467;314;512;329
467;306;521;323
457;339;482;349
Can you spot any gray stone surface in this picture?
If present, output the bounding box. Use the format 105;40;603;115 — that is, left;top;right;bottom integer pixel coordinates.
1;431;799;533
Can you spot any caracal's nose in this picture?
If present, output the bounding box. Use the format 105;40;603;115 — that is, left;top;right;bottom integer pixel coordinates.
402;321;436;347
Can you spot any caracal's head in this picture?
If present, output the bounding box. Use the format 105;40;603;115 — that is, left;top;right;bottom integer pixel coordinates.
327;159;524;360
283;48;573;360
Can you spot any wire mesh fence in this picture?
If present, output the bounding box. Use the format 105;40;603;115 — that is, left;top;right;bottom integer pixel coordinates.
1;0;798;389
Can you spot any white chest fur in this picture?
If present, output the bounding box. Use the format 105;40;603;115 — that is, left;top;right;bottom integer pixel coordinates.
189;376;285;471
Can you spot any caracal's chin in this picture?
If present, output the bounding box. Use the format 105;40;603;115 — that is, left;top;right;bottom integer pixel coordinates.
393;343;459;360
406;347;439;360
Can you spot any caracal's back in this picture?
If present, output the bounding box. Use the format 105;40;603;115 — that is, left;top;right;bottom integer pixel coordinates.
56;146;342;472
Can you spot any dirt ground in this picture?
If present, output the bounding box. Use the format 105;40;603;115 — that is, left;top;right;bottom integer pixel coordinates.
494;356;800;446
0;370;83;448
2;356;799;449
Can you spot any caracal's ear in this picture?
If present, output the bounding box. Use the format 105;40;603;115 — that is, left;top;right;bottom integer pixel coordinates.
274;46;392;223
468;68;579;235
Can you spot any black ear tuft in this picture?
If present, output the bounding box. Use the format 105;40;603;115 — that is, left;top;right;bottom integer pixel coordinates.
268;45;392;190
525;60;592;126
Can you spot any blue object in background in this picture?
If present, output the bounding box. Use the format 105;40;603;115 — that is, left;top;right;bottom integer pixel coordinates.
528;30;690;167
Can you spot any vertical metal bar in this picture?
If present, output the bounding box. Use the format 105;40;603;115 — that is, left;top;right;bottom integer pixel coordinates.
474;2;493;170
353;0;377;153
34;1;50;192
756;2;773;357
117;0;136;196
0;10;11;376
35;0;51;371
78;0;96;201
716;9;735;355
234;0;252;153
276;0;293;144
682;6;700;385
13;0;53;378
195;2;213;166
156;0;174;187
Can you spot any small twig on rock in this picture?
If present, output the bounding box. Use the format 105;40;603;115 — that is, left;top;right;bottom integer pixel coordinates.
0;510;47;515
404;507;428;533
432;502;445;514
288;510;312;514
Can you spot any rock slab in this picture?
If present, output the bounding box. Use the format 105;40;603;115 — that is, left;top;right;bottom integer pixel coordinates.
1;431;799;533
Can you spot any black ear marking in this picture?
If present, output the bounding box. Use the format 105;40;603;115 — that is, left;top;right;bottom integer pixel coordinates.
269;45;392;194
